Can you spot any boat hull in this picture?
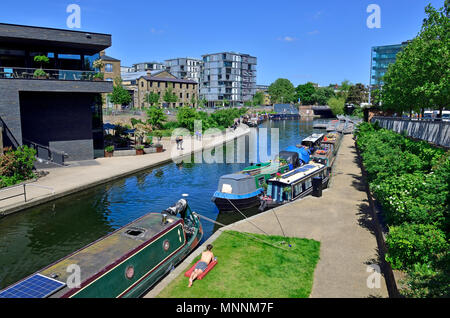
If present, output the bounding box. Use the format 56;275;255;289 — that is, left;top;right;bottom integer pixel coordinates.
212;195;262;213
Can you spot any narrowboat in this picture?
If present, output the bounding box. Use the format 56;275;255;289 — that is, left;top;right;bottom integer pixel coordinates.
241;151;301;188
258;162;329;211
310;132;342;168
296;133;324;154
0;199;203;298
211;174;263;212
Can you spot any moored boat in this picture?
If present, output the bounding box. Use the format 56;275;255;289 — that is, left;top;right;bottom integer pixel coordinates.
258;162;329;211
0;199;202;298
310;132;342;168
296;133;324;154
211;174;263;213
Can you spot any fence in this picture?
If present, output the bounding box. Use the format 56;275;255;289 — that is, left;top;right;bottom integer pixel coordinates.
0;183;55;204
371;116;450;148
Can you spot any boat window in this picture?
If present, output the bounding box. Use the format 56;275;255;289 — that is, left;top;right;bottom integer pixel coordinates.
293;183;303;197
305;178;312;189
221;183;232;193
258;177;265;186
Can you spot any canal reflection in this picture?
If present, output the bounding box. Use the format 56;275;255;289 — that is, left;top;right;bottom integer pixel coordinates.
0;119;324;289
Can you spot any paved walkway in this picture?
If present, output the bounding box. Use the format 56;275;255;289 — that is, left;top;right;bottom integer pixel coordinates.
0;126;250;216
146;135;389;298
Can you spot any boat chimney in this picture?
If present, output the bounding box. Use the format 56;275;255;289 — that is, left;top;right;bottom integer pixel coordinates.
162;214;168;224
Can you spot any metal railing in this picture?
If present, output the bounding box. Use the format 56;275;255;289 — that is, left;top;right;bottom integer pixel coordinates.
0;67;99;81
23;139;67;165
0;183;55;203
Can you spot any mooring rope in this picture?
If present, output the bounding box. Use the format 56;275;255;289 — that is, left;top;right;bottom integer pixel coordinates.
193;212;290;251
272;208;286;238
225;198;272;237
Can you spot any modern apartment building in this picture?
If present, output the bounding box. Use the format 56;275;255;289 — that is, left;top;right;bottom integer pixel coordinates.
132;61;165;72
369;42;409;89
199;52;257;107
0;23;113;161
164;57;202;83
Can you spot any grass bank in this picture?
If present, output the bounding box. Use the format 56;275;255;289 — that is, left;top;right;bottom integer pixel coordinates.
157;231;320;298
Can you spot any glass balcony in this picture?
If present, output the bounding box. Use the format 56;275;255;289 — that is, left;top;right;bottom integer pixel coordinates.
0;67;101;81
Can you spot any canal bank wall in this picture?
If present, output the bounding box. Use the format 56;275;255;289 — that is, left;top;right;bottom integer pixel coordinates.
146;134;391;298
0;126;250;217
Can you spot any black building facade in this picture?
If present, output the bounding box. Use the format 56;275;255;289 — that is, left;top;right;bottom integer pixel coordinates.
0;23;113;161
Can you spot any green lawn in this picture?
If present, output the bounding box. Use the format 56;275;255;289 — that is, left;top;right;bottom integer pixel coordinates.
157;231;321;298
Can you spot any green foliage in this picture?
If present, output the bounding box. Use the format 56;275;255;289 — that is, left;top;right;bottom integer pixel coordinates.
327;96;345;115
356;122;450;297
381;3;449;115
104;145;114;153
385;224;447;270
176;106;198;131
109;80;132;106
268;78;296;104
346;83;368;106
33;69;47;78
33;55;49;67
93;72;104;80
295;82;316;105
0;146;36;188
145;92;160;106
163;87;178;104
252;91;265;106
146;106;167;129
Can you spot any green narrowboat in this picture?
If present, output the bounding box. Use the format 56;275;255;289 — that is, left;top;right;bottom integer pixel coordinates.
241;161;291;188
0;199;203;298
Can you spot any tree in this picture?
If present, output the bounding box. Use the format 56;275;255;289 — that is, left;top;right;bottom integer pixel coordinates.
190;94;197;108
382;3;449;117
311;86;335;105
346;83;368;106
145;92;160;107
252;91;265;106
176;106;198;131
295;82;316;105
146;106;167;129
268;78;296;104
328;96;346;115
163;86;178;107
108;78;132;107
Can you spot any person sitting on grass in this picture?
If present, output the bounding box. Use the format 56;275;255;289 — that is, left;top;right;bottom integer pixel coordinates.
188;244;214;288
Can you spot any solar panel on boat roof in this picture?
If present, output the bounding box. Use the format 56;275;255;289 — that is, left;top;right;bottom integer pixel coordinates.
282;165;317;179
0;274;65;298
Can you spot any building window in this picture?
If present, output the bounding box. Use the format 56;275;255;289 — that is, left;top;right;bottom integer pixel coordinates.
105;64;113;73
165;82;168;88
180;92;183;98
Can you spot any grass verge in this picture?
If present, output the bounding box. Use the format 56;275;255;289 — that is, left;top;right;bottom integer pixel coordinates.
157;231;320;298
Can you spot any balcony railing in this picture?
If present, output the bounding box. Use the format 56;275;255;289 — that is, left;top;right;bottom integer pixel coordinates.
0;67;101;81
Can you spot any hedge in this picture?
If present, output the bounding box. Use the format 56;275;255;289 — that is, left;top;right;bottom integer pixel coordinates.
355;122;449;297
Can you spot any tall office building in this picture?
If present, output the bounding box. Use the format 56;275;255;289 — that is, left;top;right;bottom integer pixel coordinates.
165;57;202;83
369;42;409;89
200;52;257;107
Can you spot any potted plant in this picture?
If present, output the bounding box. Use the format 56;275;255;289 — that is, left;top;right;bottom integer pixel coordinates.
153;130;164;153
33;55;49;79
33;68;48;79
93;59;104;70
135;144;145;155
93;72;104;81
104;145;114;157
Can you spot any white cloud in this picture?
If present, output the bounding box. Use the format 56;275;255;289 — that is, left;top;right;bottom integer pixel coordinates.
307;30;320;36
150;28;164;34
278;36;297;42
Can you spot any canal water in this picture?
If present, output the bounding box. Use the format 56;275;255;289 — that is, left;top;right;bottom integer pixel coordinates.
0;119;323;289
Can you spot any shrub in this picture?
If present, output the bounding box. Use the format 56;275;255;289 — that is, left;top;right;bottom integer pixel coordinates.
105;145;114;153
385;224;447;270
0;146;36;188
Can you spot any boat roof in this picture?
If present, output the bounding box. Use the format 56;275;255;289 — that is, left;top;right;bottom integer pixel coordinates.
302;133;324;143
220;174;253;181
37;213;182;297
268;162;324;185
242;162;271;171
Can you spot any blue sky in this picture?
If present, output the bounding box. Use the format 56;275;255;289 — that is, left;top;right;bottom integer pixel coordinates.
0;0;445;87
